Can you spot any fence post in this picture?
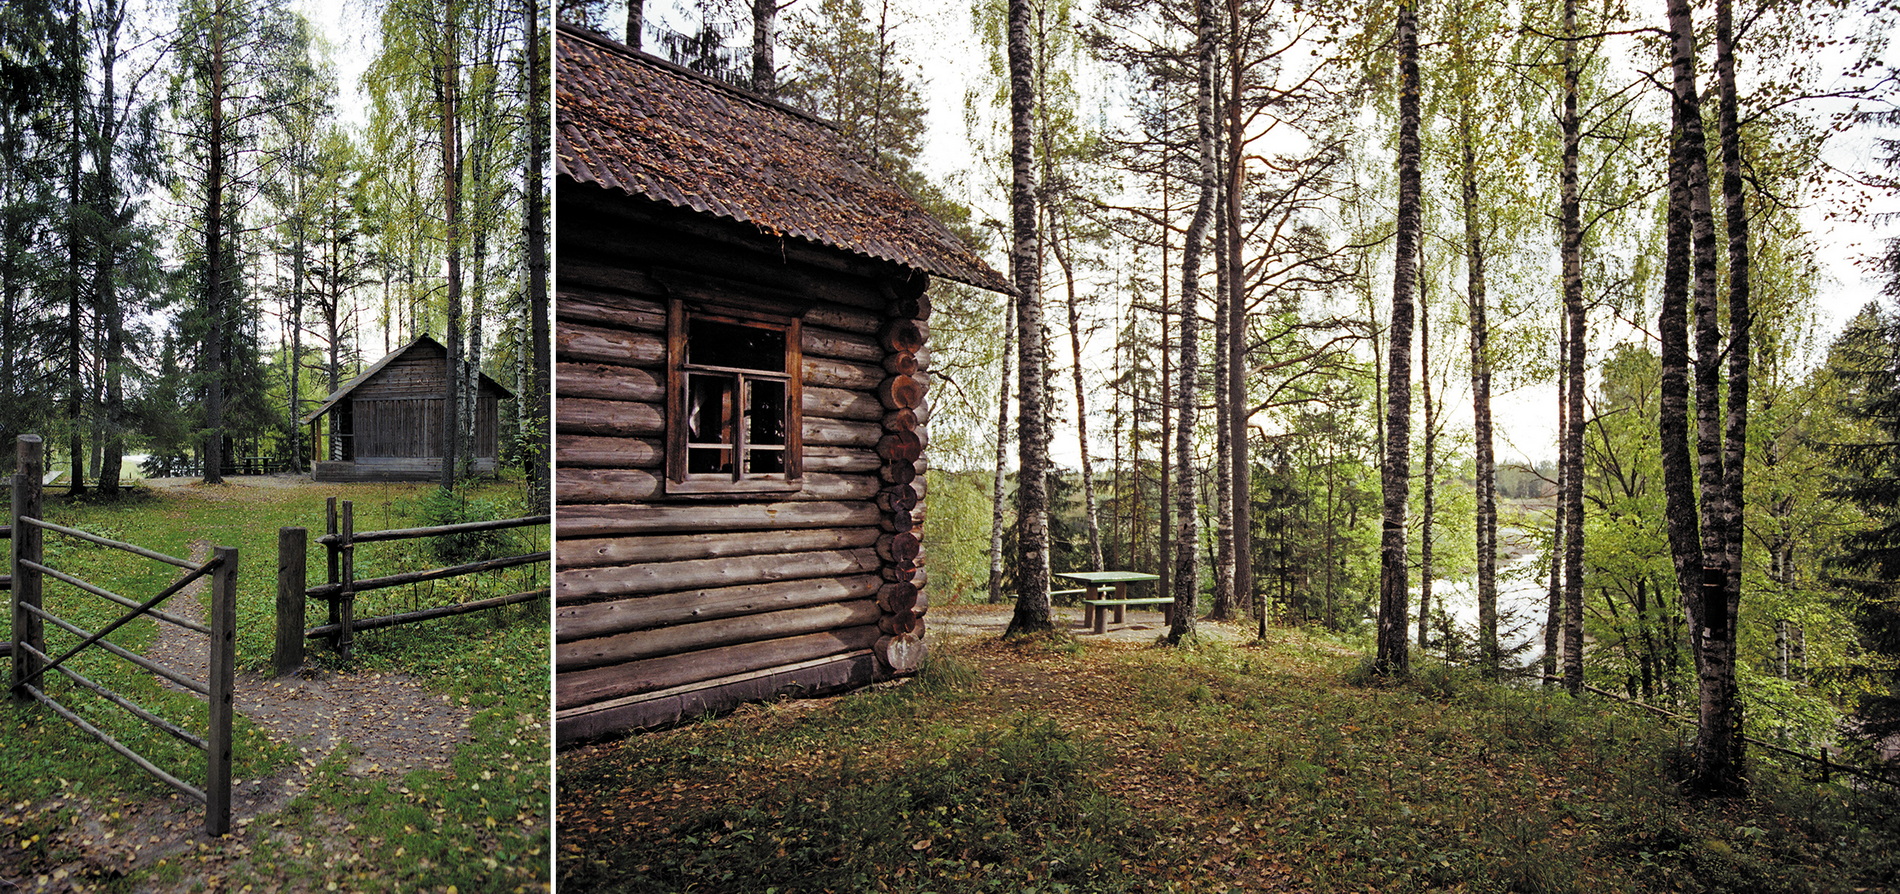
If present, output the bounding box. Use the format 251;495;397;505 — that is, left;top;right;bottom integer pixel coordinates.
10;435;42;704
338;500;355;660
274;527;307;676
205;546;238;836
324;497;339;650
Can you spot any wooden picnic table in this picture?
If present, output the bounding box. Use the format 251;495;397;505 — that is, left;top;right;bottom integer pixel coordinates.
1055;570;1166;634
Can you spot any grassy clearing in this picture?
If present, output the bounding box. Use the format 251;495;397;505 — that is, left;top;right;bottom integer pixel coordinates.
559;624;1900;893
0;477;549;893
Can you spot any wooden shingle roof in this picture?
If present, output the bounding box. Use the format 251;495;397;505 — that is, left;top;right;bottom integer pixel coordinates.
556;24;1013;295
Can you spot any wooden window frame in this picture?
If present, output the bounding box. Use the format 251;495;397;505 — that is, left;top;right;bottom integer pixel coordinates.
664;298;804;495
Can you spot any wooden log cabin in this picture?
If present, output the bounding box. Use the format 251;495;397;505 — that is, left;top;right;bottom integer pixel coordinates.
301;335;512;482
554;25;1012;743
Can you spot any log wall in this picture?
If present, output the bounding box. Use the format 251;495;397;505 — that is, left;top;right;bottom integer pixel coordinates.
554;187;934;744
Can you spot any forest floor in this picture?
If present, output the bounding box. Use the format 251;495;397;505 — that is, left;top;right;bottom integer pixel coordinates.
0;479;549;893
559;612;1900;893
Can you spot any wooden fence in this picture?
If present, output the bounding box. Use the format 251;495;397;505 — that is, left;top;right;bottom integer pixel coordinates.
1525;670;1900;789
273;497;548;674
7;435;239;835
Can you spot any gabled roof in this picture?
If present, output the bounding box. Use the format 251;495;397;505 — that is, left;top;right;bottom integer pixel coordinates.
556;24;1013;295
299;335;513;425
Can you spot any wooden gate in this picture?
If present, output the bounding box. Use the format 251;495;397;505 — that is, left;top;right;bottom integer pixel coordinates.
273;497;548;673
7;435;238;835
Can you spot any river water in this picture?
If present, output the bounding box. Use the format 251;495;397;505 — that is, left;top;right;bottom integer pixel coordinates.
1420;532;1551;669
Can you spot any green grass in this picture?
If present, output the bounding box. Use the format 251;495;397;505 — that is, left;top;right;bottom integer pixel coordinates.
559;631;1900;893
0;477;549;892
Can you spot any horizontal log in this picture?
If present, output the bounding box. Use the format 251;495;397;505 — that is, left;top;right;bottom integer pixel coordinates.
557;500;880;538
879;459;916;486
803;326;883;364
878;484;919;513
887;287;930;321
877;581;918;613
804;385;882;422
555;257;666;299
882;351;918;377
558;547;879;601
804;356;883;391
556;625;881;710
558;573;881;641
804;446;880;474
558;599;882;671
560;186;912;300
806;417;882;449
876;632;927;674
555;363;663;402
555;434;662;469
878;532;920;565
880;319;925;354
558;292;666;332
878;610;923;637
556;398;663;437
877;431;922;464
877;375;925;410
557;527;880;569
558;323;664;366
555;468;881;504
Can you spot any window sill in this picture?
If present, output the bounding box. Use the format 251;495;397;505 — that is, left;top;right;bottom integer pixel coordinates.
664;476;804;497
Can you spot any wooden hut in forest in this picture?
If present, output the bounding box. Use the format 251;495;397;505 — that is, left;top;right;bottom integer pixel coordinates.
553;25;1013;744
301;335;512;482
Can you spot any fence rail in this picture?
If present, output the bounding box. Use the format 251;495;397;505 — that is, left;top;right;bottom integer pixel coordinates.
274;497;548;674
1529;671;1900;788
7;434;237;835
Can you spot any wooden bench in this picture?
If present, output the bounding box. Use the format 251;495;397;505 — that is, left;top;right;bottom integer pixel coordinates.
1083;597;1174;635
1050;588;1086;603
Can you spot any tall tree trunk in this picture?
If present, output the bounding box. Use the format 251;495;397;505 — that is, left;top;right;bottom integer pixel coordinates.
66;0;85;494
1225;5;1253;626
1544;307;1566;685
1053;226;1105;571
438;10;464;490
989;291;1016;604
1715;0;1752;784
1158;165;1174;601
1376;0;1422;677
1460;98;1498;677
1168;0;1218;645
1004;0;1052;637
1559;0;1587;696
202;0;227;486
626;0;642;49
96;3;125;494
1419;262;1435;649
1662;0;1745;797
525;0;550;499
1211;172;1235;621
751;0;776;95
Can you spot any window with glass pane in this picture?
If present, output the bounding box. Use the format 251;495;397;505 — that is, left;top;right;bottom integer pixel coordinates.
666;301;802;493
